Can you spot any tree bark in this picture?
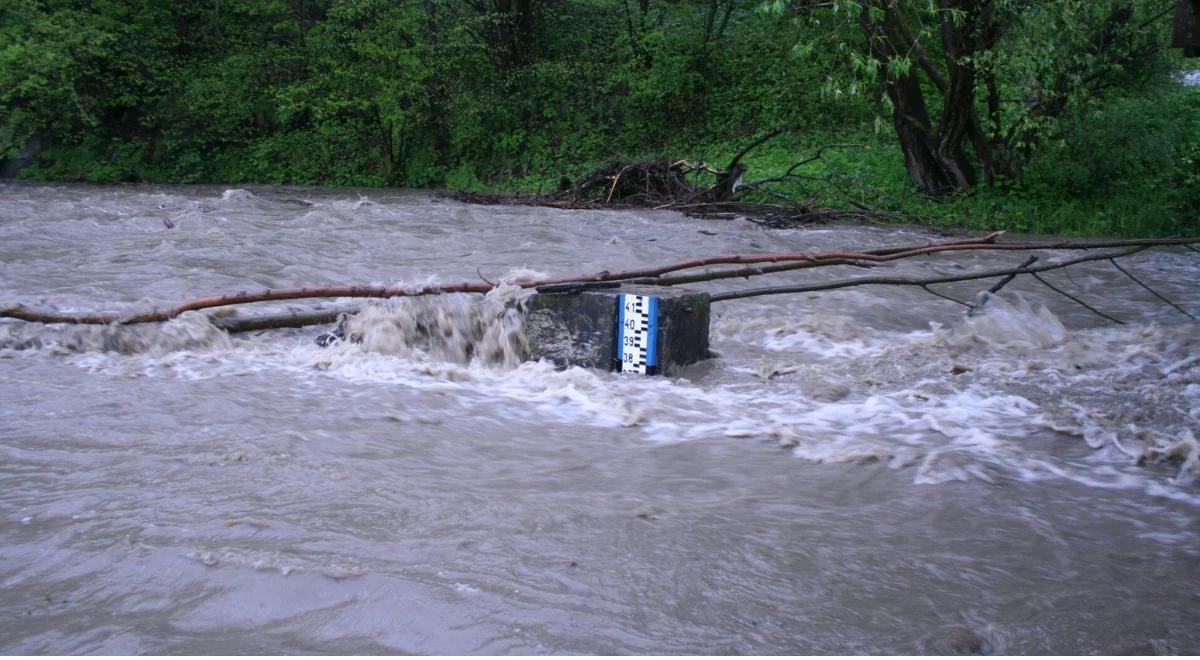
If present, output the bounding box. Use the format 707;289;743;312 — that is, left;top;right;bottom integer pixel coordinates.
12;232;1200;327
860;0;976;196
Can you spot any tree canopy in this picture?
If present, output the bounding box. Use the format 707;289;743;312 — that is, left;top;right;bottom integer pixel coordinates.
1;0;1196;235
767;0;1176;196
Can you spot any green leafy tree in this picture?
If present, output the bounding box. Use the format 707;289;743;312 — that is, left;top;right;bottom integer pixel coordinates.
0;2;116;158
274;0;433;184
765;0;1175;196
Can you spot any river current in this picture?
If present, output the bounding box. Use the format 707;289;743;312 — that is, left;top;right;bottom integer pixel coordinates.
1;182;1197;653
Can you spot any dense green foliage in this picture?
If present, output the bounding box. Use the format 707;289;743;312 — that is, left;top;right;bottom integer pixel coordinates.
768;1;1180;198
1;0;1196;236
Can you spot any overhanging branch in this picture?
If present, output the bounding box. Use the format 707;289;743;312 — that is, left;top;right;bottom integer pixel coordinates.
707;247;1150;302
2;235;1196;328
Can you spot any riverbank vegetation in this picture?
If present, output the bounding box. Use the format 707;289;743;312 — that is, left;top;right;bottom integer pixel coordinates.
2;0;1198;236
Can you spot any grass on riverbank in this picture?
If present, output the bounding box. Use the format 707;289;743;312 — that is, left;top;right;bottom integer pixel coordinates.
19;90;1200;239
7;0;1197;239
469;111;1199;239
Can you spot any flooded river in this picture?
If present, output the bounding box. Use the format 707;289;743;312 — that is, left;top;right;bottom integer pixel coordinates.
1;182;1198;653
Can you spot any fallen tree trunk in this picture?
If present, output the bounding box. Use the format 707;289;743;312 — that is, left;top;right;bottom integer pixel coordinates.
208;305;359;334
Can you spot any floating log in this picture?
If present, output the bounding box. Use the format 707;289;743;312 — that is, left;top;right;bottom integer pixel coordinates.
3;234;1196;376
209;305;358;334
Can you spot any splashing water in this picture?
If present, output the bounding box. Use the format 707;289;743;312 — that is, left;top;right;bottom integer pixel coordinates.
343;285;533;367
2;183;1199;654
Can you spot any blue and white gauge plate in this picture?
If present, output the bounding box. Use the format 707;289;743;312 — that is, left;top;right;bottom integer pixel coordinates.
617;293;658;375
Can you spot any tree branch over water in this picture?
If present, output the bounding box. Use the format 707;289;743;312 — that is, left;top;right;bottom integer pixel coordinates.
1;234;1197;329
707;248;1151;302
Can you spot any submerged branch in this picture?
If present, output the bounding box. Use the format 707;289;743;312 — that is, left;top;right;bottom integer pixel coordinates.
2;235;1196;328
208;305;361;334
921;285;972;308
708;247;1150;302
1108;258;1196;320
1030;272;1125;325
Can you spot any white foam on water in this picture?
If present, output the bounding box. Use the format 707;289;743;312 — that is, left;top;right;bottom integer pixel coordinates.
713;312;893;361
184;545;367;580
217;188;261;207
5;264;1198;502
2;312;233;359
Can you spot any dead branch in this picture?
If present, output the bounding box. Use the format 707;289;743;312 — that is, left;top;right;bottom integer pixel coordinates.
988;256;1040;294
1030;271;1125;325
643;235;1200;288
966;255;1039;316
1108;258;1196;320
453;132;877;224
725;128;788;171
0;233;999;325
707;247;1151;302
3;235;1196;327
745;144;867;187
921;285;972;308
0;283;495;326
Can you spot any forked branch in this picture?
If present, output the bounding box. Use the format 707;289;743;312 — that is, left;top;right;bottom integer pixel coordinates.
708;247;1149;302
2;234;1197;328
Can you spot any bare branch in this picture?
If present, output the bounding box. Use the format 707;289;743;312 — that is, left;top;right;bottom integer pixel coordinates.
725;128;788;171
746;144;866;187
966;255;1040;316
921;284;971;308
989;255;1039;294
708;247;1148;302
4;236;1197;327
1030;272;1124;325
1108;258;1196;320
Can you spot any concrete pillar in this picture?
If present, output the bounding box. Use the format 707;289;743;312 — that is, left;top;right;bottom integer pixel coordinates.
523;285;710;375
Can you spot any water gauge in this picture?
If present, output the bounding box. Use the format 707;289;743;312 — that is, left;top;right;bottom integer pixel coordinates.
616;293;659;375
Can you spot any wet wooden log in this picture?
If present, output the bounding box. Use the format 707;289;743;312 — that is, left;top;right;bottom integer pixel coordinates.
209;305;358;333
206;286;712;375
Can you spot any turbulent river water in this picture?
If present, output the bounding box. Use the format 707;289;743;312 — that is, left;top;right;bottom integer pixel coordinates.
1;182;1198;654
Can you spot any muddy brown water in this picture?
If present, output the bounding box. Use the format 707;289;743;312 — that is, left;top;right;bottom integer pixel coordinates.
1;182;1198;654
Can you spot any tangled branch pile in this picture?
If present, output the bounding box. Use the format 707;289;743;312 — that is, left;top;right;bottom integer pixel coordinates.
455;130;901;227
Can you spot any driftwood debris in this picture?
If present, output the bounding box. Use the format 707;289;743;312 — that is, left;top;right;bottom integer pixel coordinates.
455;130;893;227
2;233;1197;333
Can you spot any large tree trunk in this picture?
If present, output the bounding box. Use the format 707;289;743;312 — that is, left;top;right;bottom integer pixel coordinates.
491;0;538;68
934;0;980;190
888;75;969;196
853;0;1165;195
861;0;975;197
